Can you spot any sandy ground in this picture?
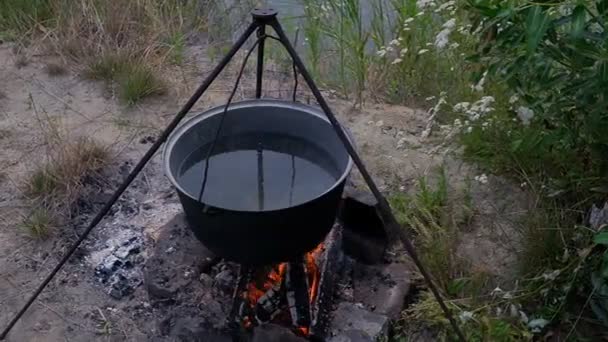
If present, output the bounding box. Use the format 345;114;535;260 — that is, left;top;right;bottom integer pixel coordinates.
0;41;530;341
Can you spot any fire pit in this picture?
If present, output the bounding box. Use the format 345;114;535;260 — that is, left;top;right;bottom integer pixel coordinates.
163;99;353;264
162;99;354;339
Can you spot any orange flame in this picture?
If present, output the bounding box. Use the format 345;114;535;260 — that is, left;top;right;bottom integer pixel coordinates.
242;243;325;337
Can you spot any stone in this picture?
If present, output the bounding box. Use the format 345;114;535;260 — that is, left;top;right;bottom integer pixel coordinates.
251;324;308;342
353;262;411;319
214;269;234;293
329;329;373;342
329;303;389;342
199;273;214;287
339;187;388;264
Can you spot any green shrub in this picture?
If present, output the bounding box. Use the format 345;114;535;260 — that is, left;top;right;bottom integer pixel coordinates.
465;0;608;204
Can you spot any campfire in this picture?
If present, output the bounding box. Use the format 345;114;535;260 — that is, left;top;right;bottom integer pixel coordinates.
231;243;326;338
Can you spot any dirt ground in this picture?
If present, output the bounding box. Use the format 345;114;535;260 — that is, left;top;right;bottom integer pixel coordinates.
0;41;530;341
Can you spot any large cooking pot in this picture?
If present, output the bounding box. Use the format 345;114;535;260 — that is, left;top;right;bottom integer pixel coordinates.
164;99;353;265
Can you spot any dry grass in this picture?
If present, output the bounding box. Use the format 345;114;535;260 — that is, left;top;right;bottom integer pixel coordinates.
2;0;208;105
23;136;109;238
26;137;109;201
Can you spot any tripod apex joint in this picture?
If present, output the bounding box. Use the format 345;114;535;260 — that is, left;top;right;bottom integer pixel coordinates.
252;8;278;22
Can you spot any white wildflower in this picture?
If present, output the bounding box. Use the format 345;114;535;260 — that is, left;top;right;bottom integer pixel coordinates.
416;0;435;10
404;17;415;24
376;49;387;57
509;304;519;318
435;30;450;49
520;182;527;188
386;46;394;52
392;58;403;65
528;318;550;333
474;174;488;184
443;18;456;29
516;106;534;126
453;118;462;129
558;4;573;16
519;310;529;324
416;11;425;16
434;18;457;49
465;126;473;133
426;42;433;46
418;49;429;55
509;94;519;104
491;286;503;296
435;0;455;12
449;42;460;49
389;39;400;46
471;70;488;92
453;102;470;112
400;48;408;56
465;96;494;121
403;27;411;31
590;22;604;34
425;96;436;101
459;311;474;322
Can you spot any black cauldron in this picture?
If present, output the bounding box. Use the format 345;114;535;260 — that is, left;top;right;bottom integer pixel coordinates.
164;100;352;265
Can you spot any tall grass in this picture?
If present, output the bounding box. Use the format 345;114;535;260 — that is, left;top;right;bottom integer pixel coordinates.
299;0;476;106
0;0;53;35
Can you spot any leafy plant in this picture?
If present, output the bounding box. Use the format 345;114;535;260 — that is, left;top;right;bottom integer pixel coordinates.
466;0;608;203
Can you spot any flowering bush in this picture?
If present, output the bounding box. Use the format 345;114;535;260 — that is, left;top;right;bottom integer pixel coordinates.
466;0;608;200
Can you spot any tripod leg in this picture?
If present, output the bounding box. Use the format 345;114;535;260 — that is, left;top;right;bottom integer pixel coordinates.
268;19;467;342
255;25;266;98
0;21;260;342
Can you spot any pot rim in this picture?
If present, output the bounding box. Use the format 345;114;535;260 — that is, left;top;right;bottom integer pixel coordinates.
163;99;354;213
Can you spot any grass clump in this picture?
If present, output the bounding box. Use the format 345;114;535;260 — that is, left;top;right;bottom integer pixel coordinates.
390;168;468;293
118;65;166;105
0;0;53;34
86;53;165;105
23;136;109;238
20;207;56;239
26;136;108;200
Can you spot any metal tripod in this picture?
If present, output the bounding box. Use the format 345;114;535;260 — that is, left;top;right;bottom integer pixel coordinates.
0;9;466;341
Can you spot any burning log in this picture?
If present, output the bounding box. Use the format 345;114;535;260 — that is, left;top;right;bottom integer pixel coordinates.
286;261;311;328
255;281;283;323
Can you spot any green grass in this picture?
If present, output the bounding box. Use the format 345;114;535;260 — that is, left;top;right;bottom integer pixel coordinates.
20;207;56;239
165;31;186;65
0;0;53;34
118;65;165;105
86;53;165;105
390;167;465;292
